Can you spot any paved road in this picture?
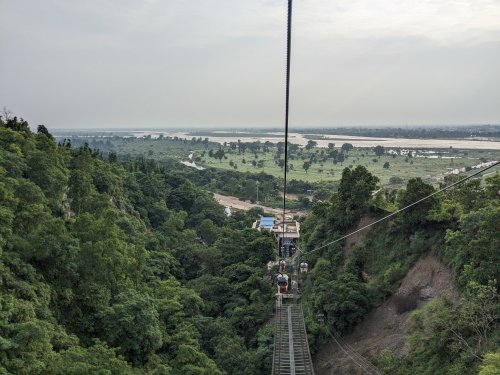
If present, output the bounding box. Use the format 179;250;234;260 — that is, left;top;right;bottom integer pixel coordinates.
213;193;306;216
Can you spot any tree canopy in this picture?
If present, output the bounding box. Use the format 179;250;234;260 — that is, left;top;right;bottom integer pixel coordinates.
0;116;276;374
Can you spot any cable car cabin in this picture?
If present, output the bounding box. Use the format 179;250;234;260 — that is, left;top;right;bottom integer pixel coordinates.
275;217;301;258
279;260;286;273
300;262;308;273
277;275;288;293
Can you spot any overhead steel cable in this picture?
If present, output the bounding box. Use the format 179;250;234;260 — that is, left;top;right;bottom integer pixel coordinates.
301;161;500;257
281;0;292;254
327;331;385;375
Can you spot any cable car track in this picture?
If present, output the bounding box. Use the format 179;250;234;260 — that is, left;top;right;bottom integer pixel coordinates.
272;304;314;375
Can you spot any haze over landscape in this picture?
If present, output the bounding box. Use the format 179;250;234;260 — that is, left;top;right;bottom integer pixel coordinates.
1;0;500;129
1;1;500;375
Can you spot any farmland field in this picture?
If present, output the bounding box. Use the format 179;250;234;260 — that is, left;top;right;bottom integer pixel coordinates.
55;129;500;187
197;147;499;185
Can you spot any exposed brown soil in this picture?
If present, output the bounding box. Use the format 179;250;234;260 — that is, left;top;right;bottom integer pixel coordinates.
212;192;307;216
314;254;460;375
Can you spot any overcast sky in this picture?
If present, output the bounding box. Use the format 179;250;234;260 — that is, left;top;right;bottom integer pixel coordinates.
1;0;499;129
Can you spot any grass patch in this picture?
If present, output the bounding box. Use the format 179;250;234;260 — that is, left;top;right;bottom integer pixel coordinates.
198;147;500;186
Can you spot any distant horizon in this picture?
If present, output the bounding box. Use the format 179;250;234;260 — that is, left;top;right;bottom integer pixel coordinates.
47;123;500;132
48;124;500;150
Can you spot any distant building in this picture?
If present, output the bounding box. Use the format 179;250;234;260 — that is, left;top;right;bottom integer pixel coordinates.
254;216;275;230
252;215;300;257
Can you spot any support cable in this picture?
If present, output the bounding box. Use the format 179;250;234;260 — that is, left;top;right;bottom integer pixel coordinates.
301;161;499;257
328;331;384;375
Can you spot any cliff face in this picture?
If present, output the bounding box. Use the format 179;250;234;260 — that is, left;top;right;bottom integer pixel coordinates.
314;254;459;375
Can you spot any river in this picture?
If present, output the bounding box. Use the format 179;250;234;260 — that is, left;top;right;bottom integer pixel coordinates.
129;131;500;150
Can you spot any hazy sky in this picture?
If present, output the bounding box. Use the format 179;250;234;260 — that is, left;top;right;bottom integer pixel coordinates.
1;0;499;129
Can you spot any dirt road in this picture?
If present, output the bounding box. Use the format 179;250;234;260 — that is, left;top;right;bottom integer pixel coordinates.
212;193;306;216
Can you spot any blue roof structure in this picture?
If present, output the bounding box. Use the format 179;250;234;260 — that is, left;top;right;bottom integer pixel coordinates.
260;217;275;229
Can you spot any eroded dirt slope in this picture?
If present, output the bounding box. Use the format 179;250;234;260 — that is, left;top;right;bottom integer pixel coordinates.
314;254;459;375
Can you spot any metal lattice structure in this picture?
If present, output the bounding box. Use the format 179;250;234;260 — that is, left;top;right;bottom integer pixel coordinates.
272;303;315;375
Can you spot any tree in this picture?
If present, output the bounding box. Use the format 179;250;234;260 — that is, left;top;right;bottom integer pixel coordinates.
305;140;317;150
27;136;69;208
303;161;311;174
374;145;385;157
479;352;500;375
68;147;96;214
397;178;436;228
383;161;390;169
188;275;233;316
456;281;499;358
444;205;500;287
330;149;339;164
37;124;53;140
341;143;354;154
4;116;31;133
214;149;225;162
198;218;217;245
100;291;163;364
46;341;136;375
314;273;372;333
1;106;13;122
406;298;458;373
336;166;379;225
337;153;345;165
406;281;500;373
214;336;257;375
108;151;117;163
485;173;500;199
171;343;222;375
327;143;335;149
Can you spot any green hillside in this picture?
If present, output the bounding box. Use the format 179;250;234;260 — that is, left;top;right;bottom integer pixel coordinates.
298;166;499;374
1;115;498;374
0;117;276;374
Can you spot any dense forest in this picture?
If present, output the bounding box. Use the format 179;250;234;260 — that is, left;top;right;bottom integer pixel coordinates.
299;165;499;373
0;116;277;374
56;135;330;208
1;115;498;374
60;131;500;192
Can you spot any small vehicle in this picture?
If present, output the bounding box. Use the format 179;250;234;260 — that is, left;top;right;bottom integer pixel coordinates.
280;246;288;258
279;260;286;273
277;274;288;293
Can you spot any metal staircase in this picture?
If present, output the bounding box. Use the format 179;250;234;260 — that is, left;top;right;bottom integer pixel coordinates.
272;303;315;375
